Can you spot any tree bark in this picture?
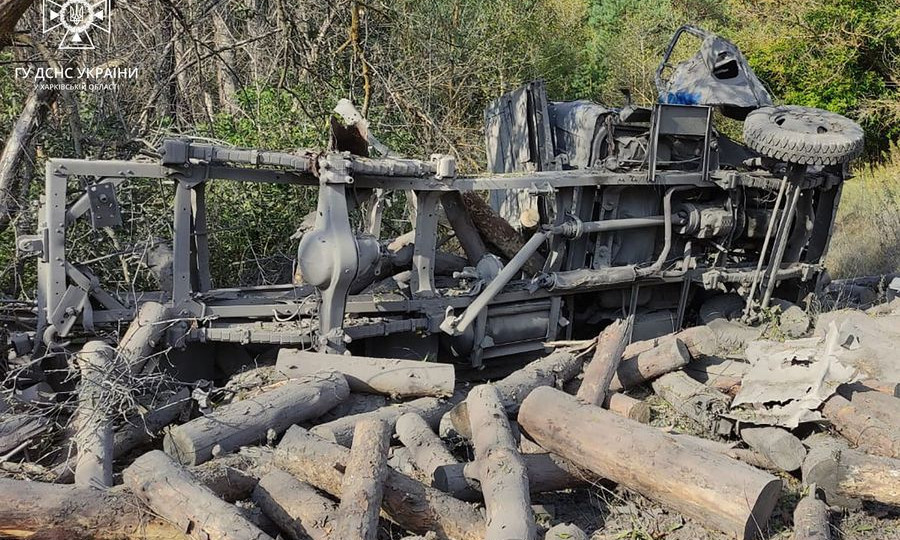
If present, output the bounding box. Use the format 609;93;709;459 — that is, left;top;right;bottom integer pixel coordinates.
74;340;114;488
609;335;691;392
0;0;32;43
0;84;55;231
518;387;782;540
311;392;461;447
793;487;831;540
433;453;595;501
577;318;631;406
605;393;651;424
119;301;172;373
123;450;272;540
461;191;544;274
441;191;488;264
252;469;336;540
114;387;189;457
164;371;349;465
334;418;391;540
651;371;734;436
0;478;187;539
467;385;535;540
274;425;485;540
276;349;454;397
396;412;459;480
447;349;581;438
820;394;900;459
740;426;806;472
802;439;900;508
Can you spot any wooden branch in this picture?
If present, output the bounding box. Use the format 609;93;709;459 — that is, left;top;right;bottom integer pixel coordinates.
609;335;691;392
164;371;349;465
467;385;535;540
793;486;831;540
123;450;272;540
518;387;782;540
274;425;485;540
334;418;391;540
0;0;32;43
461;191;545;274
605;393;651;424
577;318;631;406
114;387;189;457
119;301;172;374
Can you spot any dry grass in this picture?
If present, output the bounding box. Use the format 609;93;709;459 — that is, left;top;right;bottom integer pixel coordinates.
827;147;900;279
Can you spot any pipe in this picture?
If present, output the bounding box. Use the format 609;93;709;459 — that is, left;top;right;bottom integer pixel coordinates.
440;230;549;335
761;181;804;309
639;186;696;277
743;176;788;317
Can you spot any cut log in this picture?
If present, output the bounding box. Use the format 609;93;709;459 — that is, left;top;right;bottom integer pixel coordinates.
793;486;831;540
577;318;631;406
545;523;588;540
605;393;651;424
75;340;114;488
609;335;691;392
252;469;336;540
802;439;900;508
276;349;454;397
683;356;749;395
316;392;388;423
191;451;270;502
820;394;900;459
461;191;545;274
275;425;485;540
0;414;49;455
518;387;782;540
165;371;349;465
448;349;581;438
114;387;189;457
123;450;272;540
396;412;459;479
0;478;186;539
311;392;461;447
840;384;900;427
119;301;171;373
651;371;734;436
433;453;595;500
388;445;429;482
467;385;536;540
667;432;781;472
740;426;806;472
334;418;391;540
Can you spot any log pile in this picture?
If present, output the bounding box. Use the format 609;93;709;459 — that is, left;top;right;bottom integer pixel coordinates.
1;300;899;540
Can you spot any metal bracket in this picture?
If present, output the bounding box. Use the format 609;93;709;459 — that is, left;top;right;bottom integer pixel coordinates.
87;182;122;229
411;191;443;298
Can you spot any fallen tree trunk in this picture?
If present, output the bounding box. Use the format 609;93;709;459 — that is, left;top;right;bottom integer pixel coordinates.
335;418;391;540
276;350;454;397
75;340;114;488
122;450;272;540
740;426;806;472
468;385;535;540
119;301;172;373
609;335;691;392
114;387;190;457
0;478;186;539
447;349;581;438
165;371;349;465
802;439;900;508
820;394;900;459
396;412;459;479
252;469;337;540
518;387;781;540
651;371;734;436
605;393;651;424
460;191;545;274
433;453;595;500
311;392;461;447
275;425;485;540
441;191;488;264
577;318;631;406
793;487;831;540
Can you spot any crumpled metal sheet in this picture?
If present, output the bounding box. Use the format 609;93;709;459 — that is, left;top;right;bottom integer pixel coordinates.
728;322;859;428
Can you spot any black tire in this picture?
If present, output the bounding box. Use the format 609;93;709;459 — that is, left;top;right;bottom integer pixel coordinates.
743;105;863;165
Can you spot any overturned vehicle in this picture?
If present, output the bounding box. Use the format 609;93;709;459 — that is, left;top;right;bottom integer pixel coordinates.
19;26;863;370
